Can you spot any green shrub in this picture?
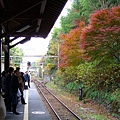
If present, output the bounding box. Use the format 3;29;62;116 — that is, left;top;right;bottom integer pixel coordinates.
56;62;120;117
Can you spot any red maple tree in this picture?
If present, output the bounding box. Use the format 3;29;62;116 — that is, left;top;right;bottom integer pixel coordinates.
81;6;120;62
59;21;85;68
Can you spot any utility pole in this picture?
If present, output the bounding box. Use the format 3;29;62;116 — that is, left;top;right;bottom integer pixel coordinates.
58;41;60;69
40;63;44;79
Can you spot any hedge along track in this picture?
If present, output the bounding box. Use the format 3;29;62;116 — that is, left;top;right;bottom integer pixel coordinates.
34;80;82;120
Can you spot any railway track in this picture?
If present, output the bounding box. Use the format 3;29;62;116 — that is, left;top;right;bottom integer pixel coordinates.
34;80;82;120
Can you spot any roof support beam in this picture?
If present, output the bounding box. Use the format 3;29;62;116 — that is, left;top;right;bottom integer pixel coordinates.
8;27;35;44
9;37;19;43
9;37;31;49
0;0;5;9
14;13;45;20
0;0;43;25
0;19;37;38
11;26;37;37
0;12;45;38
0;22;31;38
36;0;47;33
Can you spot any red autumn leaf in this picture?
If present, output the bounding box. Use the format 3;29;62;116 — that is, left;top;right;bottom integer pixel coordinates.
59;21;86;68
81;6;120;62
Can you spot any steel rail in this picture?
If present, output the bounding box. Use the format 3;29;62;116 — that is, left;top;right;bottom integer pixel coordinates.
45;87;82;120
37;85;61;120
35;80;82;120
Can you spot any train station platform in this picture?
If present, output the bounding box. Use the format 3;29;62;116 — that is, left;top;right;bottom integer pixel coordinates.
4;82;51;120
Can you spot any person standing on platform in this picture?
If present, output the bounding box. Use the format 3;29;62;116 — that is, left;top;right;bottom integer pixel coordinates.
18;72;26;104
5;67;14;112
24;71;30;88
10;70;20;115
1;71;7;94
21;72;26;88
1;71;7;106
16;67;20;72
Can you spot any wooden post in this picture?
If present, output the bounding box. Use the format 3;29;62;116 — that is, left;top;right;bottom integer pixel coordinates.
4;37;10;71
0;26;2;93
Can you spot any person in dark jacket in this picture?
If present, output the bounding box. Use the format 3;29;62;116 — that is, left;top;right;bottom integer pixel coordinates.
1;71;7;93
16;67;20;72
5;67;14;111
10;70;20;115
24;71;30;88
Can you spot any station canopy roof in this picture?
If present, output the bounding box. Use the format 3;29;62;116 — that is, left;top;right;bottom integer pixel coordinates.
0;0;68;39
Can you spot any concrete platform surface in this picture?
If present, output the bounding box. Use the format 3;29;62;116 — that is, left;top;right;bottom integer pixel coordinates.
4;82;51;120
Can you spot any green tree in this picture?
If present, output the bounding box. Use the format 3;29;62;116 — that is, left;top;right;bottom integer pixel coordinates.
45;27;62;75
51;27;62;39
10;47;24;67
45;39;59;75
60;0;120;34
81;6;120;63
